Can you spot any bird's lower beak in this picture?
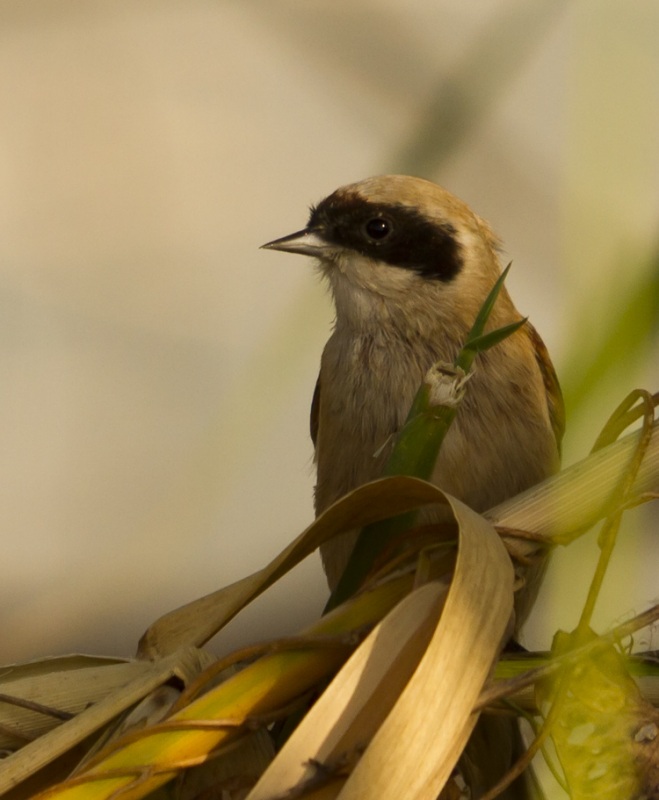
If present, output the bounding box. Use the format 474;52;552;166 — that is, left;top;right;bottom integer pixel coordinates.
261;227;332;257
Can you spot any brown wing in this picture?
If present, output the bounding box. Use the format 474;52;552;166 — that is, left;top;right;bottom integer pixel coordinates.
310;374;321;448
525;321;565;454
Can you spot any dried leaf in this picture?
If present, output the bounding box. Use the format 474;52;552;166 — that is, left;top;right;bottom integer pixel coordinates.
248;493;514;800
339;496;514;800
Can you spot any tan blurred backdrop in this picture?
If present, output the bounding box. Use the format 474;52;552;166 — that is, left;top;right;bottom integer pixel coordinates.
0;1;657;673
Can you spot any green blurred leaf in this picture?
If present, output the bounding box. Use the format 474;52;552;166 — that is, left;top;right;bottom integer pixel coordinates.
563;251;659;418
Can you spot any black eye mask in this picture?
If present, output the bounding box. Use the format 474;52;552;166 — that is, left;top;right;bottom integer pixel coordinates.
307;191;463;282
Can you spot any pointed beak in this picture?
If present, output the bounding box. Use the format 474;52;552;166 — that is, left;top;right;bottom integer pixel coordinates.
261;227;332;257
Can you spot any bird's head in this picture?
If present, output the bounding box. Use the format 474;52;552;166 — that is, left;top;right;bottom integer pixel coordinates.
263;175;512;332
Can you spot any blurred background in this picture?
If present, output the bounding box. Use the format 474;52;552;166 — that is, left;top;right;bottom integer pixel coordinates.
0;0;657;697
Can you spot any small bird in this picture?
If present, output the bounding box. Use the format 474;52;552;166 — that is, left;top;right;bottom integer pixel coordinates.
263;174;563;619
263;175;564;798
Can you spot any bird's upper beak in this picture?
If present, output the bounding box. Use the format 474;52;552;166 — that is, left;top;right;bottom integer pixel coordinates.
261;227;332;257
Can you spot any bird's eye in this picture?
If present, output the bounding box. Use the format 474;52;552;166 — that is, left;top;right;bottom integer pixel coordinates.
364;217;392;241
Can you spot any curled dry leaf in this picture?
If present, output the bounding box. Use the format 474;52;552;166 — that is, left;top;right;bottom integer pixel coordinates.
138;476;462;658
247;493;515;800
339;496;514;800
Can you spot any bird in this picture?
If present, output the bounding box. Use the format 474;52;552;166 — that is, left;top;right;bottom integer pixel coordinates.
262;175;564;799
263;174;563;604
